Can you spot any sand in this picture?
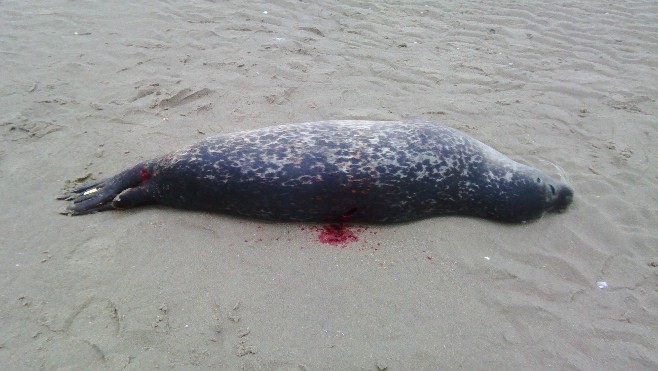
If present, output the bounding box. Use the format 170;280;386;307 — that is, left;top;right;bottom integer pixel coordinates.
1;0;657;369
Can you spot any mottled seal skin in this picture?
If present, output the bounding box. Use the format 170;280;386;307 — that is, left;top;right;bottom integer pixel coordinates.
60;119;573;223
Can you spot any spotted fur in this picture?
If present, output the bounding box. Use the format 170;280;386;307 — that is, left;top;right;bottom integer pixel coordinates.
60;119;573;223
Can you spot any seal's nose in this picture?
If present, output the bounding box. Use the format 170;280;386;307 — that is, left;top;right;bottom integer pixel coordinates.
547;183;573;211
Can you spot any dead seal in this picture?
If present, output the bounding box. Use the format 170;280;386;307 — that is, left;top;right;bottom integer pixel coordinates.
59;119;573;223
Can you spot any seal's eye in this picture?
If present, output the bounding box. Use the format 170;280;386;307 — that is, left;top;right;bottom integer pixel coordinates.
549;184;556;195
536;178;541;183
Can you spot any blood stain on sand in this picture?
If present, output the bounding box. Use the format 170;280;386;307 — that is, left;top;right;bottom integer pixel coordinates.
314;224;358;246
243;223;380;250
306;223;381;251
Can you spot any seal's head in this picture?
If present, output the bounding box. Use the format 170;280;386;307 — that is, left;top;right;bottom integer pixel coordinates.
542;177;573;213
478;167;574;223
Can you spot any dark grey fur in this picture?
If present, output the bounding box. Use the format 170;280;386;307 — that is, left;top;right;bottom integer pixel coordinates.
60;119;573;223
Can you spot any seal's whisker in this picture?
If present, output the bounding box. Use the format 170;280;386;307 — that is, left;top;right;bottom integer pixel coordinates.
538;158;570;185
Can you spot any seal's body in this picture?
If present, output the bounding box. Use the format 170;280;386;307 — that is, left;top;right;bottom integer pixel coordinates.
60;120;573;223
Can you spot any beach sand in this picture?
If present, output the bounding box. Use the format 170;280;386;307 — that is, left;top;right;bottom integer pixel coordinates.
1;0;656;369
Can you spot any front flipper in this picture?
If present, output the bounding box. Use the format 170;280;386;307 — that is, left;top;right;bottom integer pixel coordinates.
58;163;153;215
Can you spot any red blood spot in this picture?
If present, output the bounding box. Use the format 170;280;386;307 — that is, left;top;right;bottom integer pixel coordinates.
315;223;358;246
300;223;381;250
140;168;150;181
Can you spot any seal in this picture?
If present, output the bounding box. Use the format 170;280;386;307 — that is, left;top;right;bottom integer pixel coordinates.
59;119;573;223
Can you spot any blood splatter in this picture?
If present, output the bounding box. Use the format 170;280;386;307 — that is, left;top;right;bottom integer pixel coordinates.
140;168;150;181
312;223;358;246
244;223;380;251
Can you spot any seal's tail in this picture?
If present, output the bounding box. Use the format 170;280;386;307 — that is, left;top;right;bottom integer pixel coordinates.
58;162;152;215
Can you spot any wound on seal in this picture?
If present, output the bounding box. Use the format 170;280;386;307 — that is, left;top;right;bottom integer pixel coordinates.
140;169;150;181
341;206;359;221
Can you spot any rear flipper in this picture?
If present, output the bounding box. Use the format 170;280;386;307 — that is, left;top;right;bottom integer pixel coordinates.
112;183;156;210
58;163;154;215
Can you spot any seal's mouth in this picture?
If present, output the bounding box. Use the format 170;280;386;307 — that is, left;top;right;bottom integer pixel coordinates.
546;183;574;212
